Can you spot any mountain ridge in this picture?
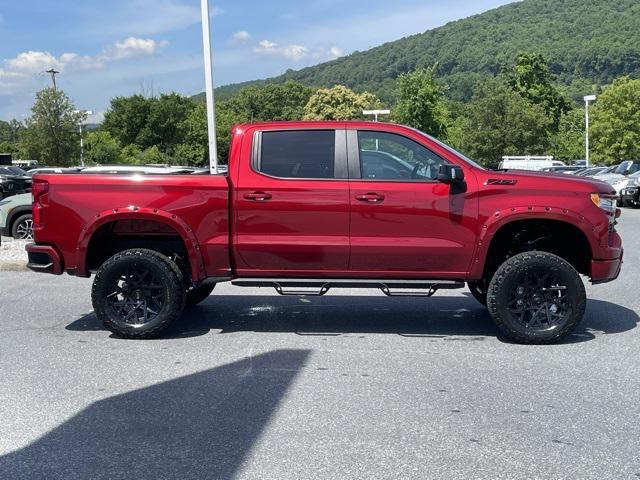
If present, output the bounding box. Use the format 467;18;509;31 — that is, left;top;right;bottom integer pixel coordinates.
198;0;640;104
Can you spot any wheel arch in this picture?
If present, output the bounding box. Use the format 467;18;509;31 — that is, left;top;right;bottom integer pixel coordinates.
77;208;206;282
470;207;596;280
7;206;33;234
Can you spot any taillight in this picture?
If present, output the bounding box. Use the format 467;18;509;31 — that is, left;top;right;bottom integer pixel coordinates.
32;179;49;229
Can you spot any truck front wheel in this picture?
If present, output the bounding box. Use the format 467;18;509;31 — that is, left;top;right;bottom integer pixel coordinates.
92;249;186;339
487;252;586;344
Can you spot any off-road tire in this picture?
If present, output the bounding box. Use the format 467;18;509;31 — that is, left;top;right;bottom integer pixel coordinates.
186;283;216;307
487;252;586;344
467;280;488;306
92;249;186;339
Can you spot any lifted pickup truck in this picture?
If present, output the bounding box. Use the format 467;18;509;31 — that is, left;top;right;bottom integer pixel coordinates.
26;121;623;343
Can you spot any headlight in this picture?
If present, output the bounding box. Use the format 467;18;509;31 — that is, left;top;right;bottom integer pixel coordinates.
591;193;618;212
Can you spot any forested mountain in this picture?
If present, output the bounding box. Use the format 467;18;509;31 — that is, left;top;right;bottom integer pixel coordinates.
205;0;640;104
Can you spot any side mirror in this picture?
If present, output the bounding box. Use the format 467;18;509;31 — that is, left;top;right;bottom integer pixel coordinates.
438;164;465;184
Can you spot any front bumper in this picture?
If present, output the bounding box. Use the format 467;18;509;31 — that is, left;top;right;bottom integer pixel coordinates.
591;251;623;284
25;243;64;275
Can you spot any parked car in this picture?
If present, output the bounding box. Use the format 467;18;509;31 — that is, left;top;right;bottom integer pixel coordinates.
26;167;83;176
594;161;640;184
619;171;640;208
499;157;565;171
80;165;205;175
0;193;32;239
576;167;609;177
0;166;32;200
25;121;623;345
540;166;583;174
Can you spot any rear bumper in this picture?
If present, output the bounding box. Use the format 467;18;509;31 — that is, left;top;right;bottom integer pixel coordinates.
25;243;64;275
591;251;623;284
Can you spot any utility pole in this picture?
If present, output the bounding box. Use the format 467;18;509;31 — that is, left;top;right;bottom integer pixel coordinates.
45;69;60;90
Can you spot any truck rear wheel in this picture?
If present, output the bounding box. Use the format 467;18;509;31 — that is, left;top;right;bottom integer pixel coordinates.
186;283;215;307
487;252;586;344
92;249;186;339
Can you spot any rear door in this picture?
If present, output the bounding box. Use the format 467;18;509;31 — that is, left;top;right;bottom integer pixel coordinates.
347;128;479;278
234;127;350;276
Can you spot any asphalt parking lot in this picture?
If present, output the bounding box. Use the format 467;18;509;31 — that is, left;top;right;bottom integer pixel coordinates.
0;210;639;480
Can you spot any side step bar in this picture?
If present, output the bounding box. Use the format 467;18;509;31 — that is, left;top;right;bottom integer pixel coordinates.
231;278;465;297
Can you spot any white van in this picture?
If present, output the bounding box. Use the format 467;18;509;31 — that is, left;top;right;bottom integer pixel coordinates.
499;156;566;172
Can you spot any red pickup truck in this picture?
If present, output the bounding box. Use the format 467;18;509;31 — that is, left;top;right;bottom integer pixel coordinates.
26;121;623;344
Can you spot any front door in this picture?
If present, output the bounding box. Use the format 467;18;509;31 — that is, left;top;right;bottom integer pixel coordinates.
347;128;479;278
234;127;350;276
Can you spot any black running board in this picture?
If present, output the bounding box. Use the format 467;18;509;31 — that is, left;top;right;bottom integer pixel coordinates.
231;278;465;297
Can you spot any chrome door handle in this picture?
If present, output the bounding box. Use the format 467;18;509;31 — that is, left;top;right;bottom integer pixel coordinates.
355;193;385;203
244;192;272;201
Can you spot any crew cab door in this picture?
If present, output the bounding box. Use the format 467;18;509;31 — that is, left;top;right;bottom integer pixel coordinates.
234;127;350;275
347;128;479;278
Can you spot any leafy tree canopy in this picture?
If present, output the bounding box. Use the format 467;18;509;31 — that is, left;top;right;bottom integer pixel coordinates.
22;88;85;166
458;79;552;168
504;53;570;130
591;77;640;163
394;67;450;139
303;85;381;120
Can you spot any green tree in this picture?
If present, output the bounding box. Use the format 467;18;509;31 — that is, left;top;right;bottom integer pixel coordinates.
394;68;450;139
591;76;640;163
119;144;144;164
175;101;250;166
22;88;85;166
303;85;382;120
459;79;552;168
103;95;152;146
504;53;570;130
84;131;122;164
551;108;585;161
136;93;195;153
226;81;313;121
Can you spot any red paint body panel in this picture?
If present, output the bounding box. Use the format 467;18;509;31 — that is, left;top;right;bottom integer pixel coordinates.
27;120;622;284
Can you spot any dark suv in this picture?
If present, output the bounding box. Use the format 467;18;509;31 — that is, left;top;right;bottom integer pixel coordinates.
0;166;32;200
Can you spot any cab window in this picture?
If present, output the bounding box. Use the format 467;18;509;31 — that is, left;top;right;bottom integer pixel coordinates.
357;131;445;181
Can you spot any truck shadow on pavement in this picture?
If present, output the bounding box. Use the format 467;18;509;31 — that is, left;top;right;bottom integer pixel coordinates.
67;294;638;344
0;349;310;480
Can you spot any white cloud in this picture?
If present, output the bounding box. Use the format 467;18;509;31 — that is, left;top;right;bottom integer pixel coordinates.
109;37;168;60
328;47;344;60
231;31;251;43
282;45;309;61
0;37;168;95
254;40;309;61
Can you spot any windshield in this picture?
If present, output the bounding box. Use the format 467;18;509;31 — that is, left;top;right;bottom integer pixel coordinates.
614;161;632;174
0;166;27;175
411;128;485;170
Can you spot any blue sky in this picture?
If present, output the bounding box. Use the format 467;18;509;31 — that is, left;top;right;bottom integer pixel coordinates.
0;0;515;121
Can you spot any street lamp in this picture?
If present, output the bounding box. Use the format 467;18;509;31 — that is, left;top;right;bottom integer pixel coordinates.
362;109;391;122
200;0;218;174
584;95;597;168
363;110;391;150
74;110;93;167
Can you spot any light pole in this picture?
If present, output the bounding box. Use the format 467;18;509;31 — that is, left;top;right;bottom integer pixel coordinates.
584;95;596;168
75;110;93;167
363;110;390;150
200;0;218;174
362;109;391;122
